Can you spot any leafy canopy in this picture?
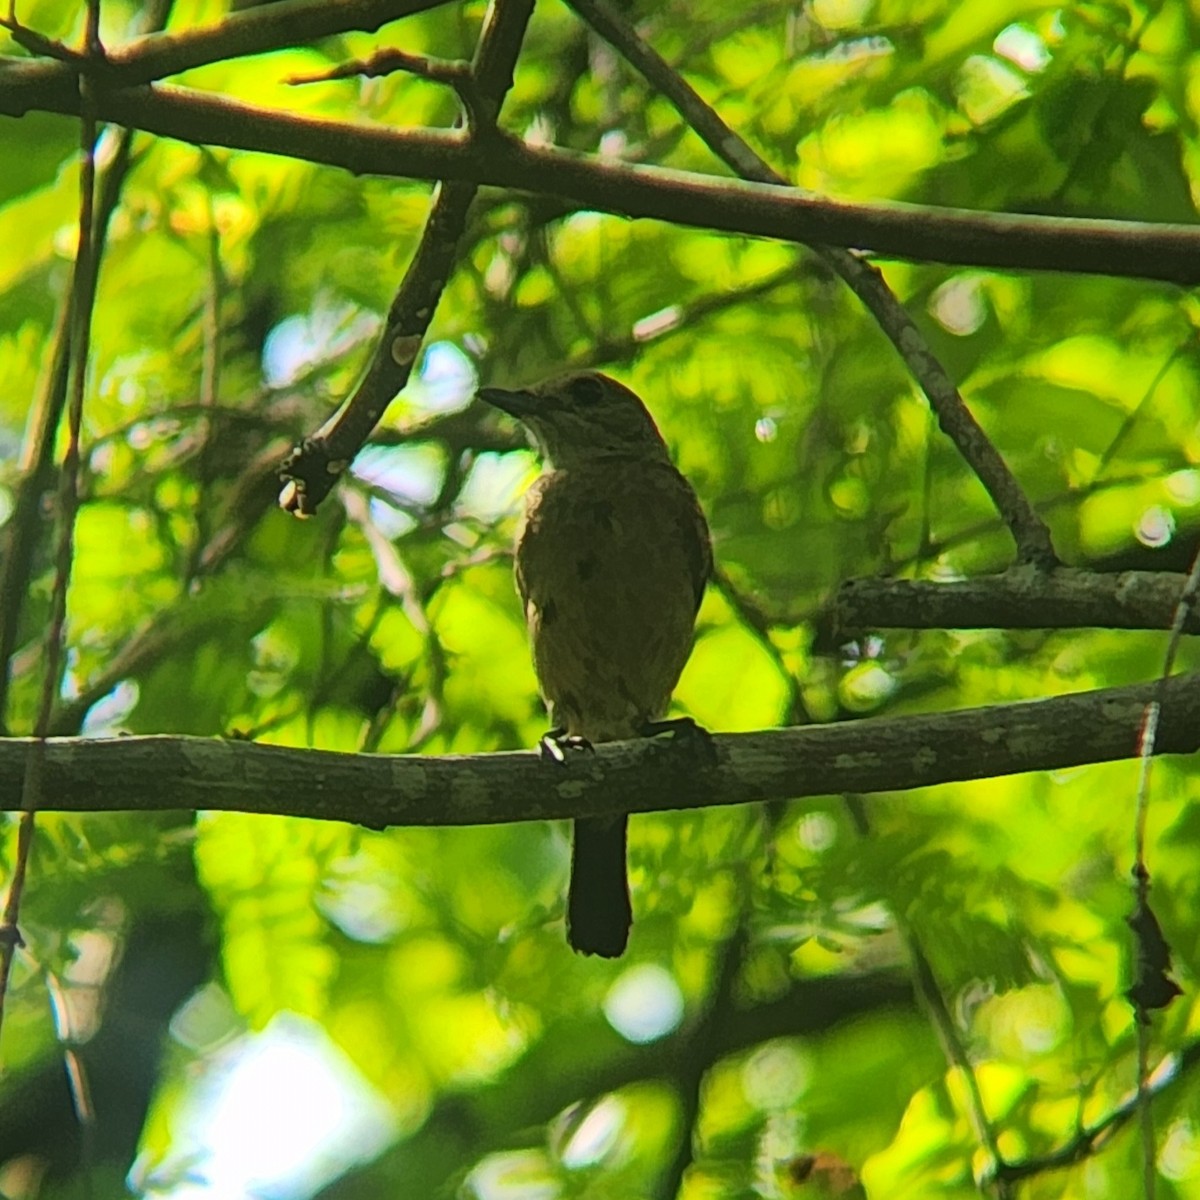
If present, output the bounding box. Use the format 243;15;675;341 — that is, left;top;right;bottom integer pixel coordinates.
2;1;1200;1198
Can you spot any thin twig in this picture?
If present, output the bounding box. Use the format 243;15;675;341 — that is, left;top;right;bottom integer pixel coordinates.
1123;545;1200;1196
287;45;485;126
0;12;85;61
657;807;780;1199
1090;341;1187;485
44;965;99;1193
830;251;1057;565
712;567;811;725
1131;548;1200;870
1138;1020;1155;1200
659;924;749;1199
0;298;72;731
289;46;469;88
1051;7;1154;204
993;1041;1200;1184
0;20;159;727
905;932;1010;1196
184;181;227;582
0;0;103;1037
113;0;446;86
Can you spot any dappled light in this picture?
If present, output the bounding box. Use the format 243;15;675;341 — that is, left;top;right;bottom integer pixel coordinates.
2;1;1200;1198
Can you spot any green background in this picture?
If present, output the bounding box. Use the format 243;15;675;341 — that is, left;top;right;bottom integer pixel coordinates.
2;1;1200;1197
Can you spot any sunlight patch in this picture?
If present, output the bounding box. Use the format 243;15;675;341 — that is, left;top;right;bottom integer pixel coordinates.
132;1012;395;1199
604;964;685;1044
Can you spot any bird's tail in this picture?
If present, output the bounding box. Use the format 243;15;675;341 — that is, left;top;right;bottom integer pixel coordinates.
567;816;631;957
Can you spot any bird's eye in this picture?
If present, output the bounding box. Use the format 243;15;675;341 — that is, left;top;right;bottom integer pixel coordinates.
569;376;606;406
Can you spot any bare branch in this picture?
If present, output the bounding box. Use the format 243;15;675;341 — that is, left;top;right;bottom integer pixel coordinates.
0;72;151;727
2;81;1200;285
288;47;470;89
278;0;535;515
7;672;1200;824
275;177;478;515
826;249;1057;565
835;568;1200;634
907;933;1010;1191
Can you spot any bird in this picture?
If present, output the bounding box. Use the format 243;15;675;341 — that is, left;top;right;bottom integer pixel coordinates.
478;371;712;957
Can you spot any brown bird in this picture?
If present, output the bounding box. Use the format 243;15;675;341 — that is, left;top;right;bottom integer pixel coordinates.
478;371;712;957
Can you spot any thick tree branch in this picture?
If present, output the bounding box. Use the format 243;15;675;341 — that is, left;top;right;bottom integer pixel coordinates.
3;80;1200;284
6;674;1200;824
835;568;1200;634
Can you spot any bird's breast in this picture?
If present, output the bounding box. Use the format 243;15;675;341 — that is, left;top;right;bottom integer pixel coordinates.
514;460;711;741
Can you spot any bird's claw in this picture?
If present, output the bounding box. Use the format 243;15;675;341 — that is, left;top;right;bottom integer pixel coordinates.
638;716;718;766
540;727;594;765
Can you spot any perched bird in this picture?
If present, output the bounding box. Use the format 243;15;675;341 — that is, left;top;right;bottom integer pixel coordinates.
478;371;712;957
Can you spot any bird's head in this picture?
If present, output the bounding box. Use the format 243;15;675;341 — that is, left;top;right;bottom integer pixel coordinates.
478;372;671;469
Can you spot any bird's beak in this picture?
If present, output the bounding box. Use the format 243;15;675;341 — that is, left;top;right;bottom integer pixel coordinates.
478;386;537;418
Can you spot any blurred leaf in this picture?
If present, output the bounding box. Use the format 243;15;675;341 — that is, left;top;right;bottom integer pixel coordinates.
3;1;1200;1197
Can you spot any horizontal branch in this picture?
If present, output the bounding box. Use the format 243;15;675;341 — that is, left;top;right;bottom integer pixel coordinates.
6;674;1200;825
3;78;1200;283
836;568;1200;633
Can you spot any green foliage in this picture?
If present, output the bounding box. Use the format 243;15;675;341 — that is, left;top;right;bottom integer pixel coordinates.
3;0;1200;1197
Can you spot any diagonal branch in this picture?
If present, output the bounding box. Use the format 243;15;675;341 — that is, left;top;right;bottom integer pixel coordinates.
564;0;1054;565
6;672;1200;825
994;1040;1200;1185
906;932;1011;1193
278;0;535;515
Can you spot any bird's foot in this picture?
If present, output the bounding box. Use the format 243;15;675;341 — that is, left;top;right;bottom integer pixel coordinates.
637;716;718;766
540;727;595;765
